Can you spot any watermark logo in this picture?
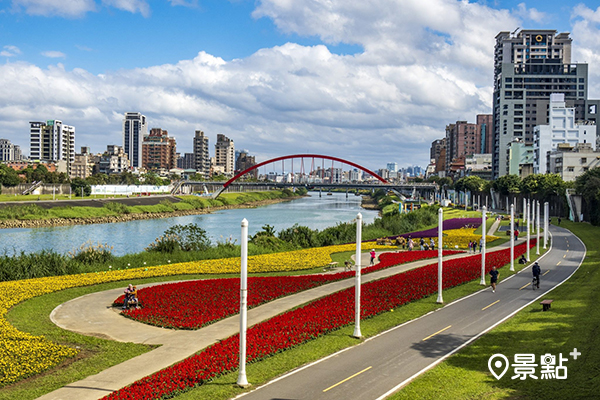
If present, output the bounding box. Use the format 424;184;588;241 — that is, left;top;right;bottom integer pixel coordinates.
488;348;580;380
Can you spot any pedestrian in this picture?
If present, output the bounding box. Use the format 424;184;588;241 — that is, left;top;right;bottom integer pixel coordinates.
420;237;425;251
515;229;519;240
516;219;519;230
408;237;414;251
489;266;499;293
558;217;562;225
369;249;376;266
479;237;483;252
430;238;435;251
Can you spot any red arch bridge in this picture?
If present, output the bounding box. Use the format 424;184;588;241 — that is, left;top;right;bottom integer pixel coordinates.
171;154;438;199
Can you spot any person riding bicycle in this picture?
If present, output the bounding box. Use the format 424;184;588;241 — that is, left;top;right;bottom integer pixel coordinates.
532;261;541;289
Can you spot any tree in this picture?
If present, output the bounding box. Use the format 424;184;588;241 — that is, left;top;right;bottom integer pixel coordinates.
71;178;91;197
0;164;21;187
575;167;600;225
455;176;486;193
492;174;521;195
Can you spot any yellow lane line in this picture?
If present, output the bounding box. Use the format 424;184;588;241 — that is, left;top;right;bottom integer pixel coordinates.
563;254;567;258
482;300;500;311
423;325;452;341
323;366;373;392
566;250;569;253
519;282;531;290
557;261;561;266
543;270;550;276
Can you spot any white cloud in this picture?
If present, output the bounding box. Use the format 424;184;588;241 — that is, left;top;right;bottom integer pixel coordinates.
5;0;578;169
10;0;96;17
1;45;21;57
571;5;600;100
41;50;67;58
514;3;547;23
168;0;198;7
76;45;94;52
101;0;150;17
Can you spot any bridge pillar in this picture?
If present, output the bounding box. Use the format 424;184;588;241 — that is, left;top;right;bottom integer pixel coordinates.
319;188;322;198
346;188;348;198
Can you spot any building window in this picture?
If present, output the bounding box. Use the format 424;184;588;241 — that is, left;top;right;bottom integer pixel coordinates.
567;167;574;172
581;158;587;164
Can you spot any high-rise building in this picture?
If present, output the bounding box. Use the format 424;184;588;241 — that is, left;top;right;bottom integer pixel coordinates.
430;139;446;163
142;128;177;171
445;118;488;173
29;120;75;175
0;139;21;162
386;162;398;173
71;147;94;179
492;30;600;178
215;134;235;175
177;153;195;170
533;93;597;174
235;151;257;178
123;112;147;169
193;130;210;178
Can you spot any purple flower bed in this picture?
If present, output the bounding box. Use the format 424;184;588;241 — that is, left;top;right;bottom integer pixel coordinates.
396;218;482;239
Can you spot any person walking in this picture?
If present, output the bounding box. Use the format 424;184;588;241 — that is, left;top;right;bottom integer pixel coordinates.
479;237;484;253
369;249;376;266
408;237;414;251
430;238;435;251
420;237;425;251
558;217;562;225
532;261;541;289
489;266;499;293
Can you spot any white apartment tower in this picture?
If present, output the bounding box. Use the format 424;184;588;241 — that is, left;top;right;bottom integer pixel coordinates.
123;112;147;169
215;134;235;175
29;120;75;174
193;130;210;178
533;93;597;174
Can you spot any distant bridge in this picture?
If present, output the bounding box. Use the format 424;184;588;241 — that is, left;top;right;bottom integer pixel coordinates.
174;154;438;199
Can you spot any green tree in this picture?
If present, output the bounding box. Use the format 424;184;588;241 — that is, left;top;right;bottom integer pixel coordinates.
575;167;600;225
492;174;521;195
0;164;21;187
71;178;91;197
456;176;486;193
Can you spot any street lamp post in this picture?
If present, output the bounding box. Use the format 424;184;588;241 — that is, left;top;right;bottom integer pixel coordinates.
437;208;444;303
510;204;515;271
526;200;531;261
544;202;549;249
353;213;363;339
237;219;250;388
536;200;540;255
480;206;487;285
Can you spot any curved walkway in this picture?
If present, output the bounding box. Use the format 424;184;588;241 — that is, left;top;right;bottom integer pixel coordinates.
40;221;505;400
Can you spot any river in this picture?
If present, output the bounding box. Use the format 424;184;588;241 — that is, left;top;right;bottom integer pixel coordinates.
0;192;379;256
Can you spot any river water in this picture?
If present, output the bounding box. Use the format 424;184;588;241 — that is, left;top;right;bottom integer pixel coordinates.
0;192;379;256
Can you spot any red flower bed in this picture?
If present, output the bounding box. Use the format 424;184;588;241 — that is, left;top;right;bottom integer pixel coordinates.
103;241;533;400
115;250;461;329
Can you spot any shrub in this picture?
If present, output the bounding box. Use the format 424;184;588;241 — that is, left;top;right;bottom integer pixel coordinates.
68;240;115;265
146;223;211;253
103;202;130;214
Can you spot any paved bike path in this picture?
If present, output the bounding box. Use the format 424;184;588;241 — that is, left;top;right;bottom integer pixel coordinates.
236;225;583;400
41;248;481;400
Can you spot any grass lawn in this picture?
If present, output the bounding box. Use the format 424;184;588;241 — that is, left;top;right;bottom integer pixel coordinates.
390;220;599;400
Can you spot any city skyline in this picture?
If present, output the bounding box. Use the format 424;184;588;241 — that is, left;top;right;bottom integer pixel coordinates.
2;1;600;171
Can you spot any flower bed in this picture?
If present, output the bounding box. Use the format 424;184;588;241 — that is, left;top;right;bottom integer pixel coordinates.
0;242;387;386
102;241;534;400
396;218;482;239
116;250;462;329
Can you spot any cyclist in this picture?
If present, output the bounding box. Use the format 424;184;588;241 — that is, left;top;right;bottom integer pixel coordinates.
532;261;541;289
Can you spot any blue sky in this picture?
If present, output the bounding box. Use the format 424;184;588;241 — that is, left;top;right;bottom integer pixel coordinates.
2;0;600;170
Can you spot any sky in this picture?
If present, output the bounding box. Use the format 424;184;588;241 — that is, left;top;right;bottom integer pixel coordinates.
2;0;600;172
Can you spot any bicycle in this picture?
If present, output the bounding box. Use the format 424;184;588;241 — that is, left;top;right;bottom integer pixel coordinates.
532;275;540;290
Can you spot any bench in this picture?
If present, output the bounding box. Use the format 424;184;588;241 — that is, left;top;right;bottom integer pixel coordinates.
540;299;553;311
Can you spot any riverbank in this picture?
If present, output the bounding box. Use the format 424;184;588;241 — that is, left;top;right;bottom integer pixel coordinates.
0;191;303;230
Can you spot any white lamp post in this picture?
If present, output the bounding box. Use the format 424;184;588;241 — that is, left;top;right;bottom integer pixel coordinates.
510;204;515;272
480;206;487;285
353;213;363;338
544;202;549;249
536;200;540;255
526;200;531;261
237;219;249;387
437;208;444;303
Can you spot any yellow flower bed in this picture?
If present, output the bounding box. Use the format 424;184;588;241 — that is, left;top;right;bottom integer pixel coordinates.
431;228;499;250
0;242;388;386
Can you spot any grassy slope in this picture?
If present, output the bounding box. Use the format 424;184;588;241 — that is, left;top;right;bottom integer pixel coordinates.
391;220;599;400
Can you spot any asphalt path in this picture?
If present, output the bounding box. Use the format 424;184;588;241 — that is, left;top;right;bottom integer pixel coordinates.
237;225;585;400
